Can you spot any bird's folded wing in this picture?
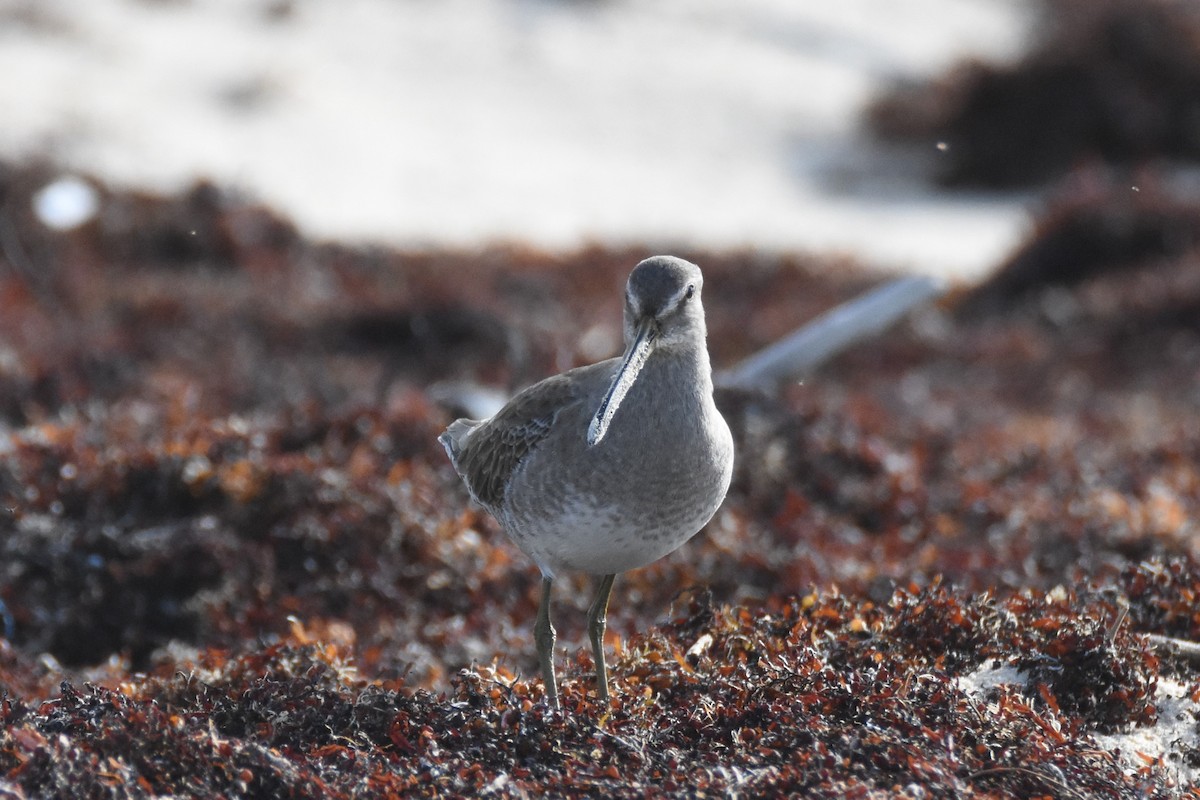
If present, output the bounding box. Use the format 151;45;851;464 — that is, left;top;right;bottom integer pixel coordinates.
451;373;585;508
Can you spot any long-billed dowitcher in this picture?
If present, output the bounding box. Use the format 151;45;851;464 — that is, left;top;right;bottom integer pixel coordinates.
439;255;734;708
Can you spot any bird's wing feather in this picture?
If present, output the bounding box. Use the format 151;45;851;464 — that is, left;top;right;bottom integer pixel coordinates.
444;372;587;508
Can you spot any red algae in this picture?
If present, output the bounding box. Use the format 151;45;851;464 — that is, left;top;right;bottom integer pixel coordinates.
1;157;1199;795
0;589;1179;798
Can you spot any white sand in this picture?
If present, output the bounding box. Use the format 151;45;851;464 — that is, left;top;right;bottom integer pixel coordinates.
959;660;1200;790
0;0;1033;279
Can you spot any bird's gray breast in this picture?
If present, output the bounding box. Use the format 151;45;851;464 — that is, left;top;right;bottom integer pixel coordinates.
500;358;733;576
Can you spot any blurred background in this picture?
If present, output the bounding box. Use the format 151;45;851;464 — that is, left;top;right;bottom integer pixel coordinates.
3;5;1200;792
0;0;1036;280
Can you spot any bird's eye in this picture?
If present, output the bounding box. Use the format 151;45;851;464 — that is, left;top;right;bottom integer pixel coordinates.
685;284;695;300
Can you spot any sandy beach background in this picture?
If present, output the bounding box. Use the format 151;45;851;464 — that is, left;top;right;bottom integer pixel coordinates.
1;0;1031;278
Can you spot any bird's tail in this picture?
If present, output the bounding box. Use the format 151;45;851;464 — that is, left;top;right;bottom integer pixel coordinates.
438;418;479;474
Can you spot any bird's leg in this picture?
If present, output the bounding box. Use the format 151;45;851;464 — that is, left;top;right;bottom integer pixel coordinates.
587;573;617;703
534;576;559;709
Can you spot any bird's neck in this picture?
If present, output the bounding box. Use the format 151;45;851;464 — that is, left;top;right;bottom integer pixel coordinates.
647;341;715;401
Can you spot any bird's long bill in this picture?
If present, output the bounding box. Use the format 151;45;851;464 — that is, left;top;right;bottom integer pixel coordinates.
587;318;657;446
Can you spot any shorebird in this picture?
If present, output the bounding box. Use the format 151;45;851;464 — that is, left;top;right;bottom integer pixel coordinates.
439;255;734;708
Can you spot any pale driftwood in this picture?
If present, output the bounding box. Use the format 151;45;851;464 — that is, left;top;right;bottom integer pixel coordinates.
716;274;945;391
1144;633;1200;666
